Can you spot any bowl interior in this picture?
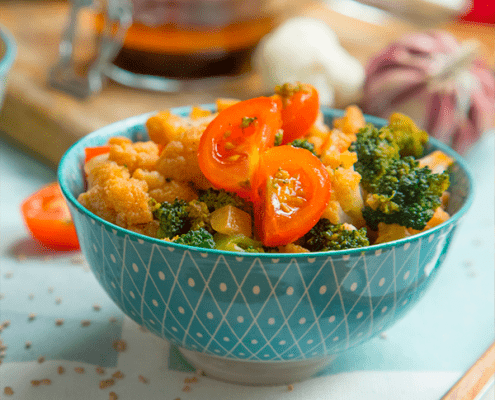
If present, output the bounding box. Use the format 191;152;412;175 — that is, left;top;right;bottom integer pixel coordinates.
59;106;474;251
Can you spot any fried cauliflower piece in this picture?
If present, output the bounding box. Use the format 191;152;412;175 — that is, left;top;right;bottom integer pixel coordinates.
78;160;153;228
107;137;160;174
147;110;216;189
78;184;118;225
306;112;331;154
374;223;411;244
317;106;364;168
127;220;160;238
132;169;197;203
189;106;212;120
332;105;366;136
146;111;187;145
85;156;130;188
146;111;216;146
332;167;365;227
321;166;365;227
320;129;358;169
155;124;212;190
418;150;454;174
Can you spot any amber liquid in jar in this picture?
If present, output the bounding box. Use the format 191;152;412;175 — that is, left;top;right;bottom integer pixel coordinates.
93;13;275;79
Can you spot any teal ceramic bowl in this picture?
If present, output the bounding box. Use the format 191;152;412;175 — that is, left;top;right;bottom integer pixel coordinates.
58;106;474;385
0;24;16;110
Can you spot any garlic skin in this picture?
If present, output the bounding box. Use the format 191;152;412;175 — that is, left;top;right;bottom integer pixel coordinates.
363;30;495;154
253;17;365;106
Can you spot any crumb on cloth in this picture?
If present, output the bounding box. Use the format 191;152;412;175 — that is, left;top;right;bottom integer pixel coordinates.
99;379;115;389
112;370;124;380
112;340;127;352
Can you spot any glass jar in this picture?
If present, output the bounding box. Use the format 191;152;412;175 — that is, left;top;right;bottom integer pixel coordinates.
50;0;301;96
106;0;277;78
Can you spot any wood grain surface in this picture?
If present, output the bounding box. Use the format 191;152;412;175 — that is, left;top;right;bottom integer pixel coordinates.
440;341;495;400
0;1;493;168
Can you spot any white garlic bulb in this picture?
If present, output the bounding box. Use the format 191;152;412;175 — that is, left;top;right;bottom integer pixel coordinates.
253;17;365;106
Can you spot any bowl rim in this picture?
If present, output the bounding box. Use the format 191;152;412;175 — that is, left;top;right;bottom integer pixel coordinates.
0;24;17;76
58;105;475;258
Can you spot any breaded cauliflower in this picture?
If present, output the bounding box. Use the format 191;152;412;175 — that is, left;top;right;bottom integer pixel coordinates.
321;166;365;227
305;112;330;154
146;110;215;145
155;123;213;190
332;105;366;136
108;137;160;174
78;160;153;228
320;129;358;169
132;169;198;203
374;223;412;244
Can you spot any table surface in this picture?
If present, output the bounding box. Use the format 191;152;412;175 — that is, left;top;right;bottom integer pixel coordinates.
0;1;494;168
0;124;493;399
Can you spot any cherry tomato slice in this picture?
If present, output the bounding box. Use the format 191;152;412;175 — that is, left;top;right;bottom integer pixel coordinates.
254;146;331;247
198;97;282;198
84;146;111;163
21;182;80;251
275;83;319;145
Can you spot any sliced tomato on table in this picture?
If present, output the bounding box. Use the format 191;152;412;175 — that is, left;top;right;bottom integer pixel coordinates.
274;82;319;145
253;146;331;247
84;145;111;163
198;96;282;198
21;182;80;251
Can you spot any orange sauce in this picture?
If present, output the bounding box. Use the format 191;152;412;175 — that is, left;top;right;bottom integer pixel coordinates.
91;13;275;78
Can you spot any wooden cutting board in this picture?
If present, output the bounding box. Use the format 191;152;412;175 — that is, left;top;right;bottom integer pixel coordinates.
0;1;493;169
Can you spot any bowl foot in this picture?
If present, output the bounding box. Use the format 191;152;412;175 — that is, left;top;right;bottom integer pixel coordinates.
178;348;334;386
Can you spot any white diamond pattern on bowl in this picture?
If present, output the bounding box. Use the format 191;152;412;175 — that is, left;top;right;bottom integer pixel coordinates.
76;212;456;361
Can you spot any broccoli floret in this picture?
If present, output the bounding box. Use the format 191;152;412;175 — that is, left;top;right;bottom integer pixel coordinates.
186;200;212;232
349;124;400;191
362;156;450;231
386;113;428;158
288;139;316;155
173;228;216;249
198;188;252;214
152;199;188;239
214;233;264;253
303;219;370;251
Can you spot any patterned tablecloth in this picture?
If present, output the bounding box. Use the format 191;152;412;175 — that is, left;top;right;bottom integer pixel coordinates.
0;131;493;400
